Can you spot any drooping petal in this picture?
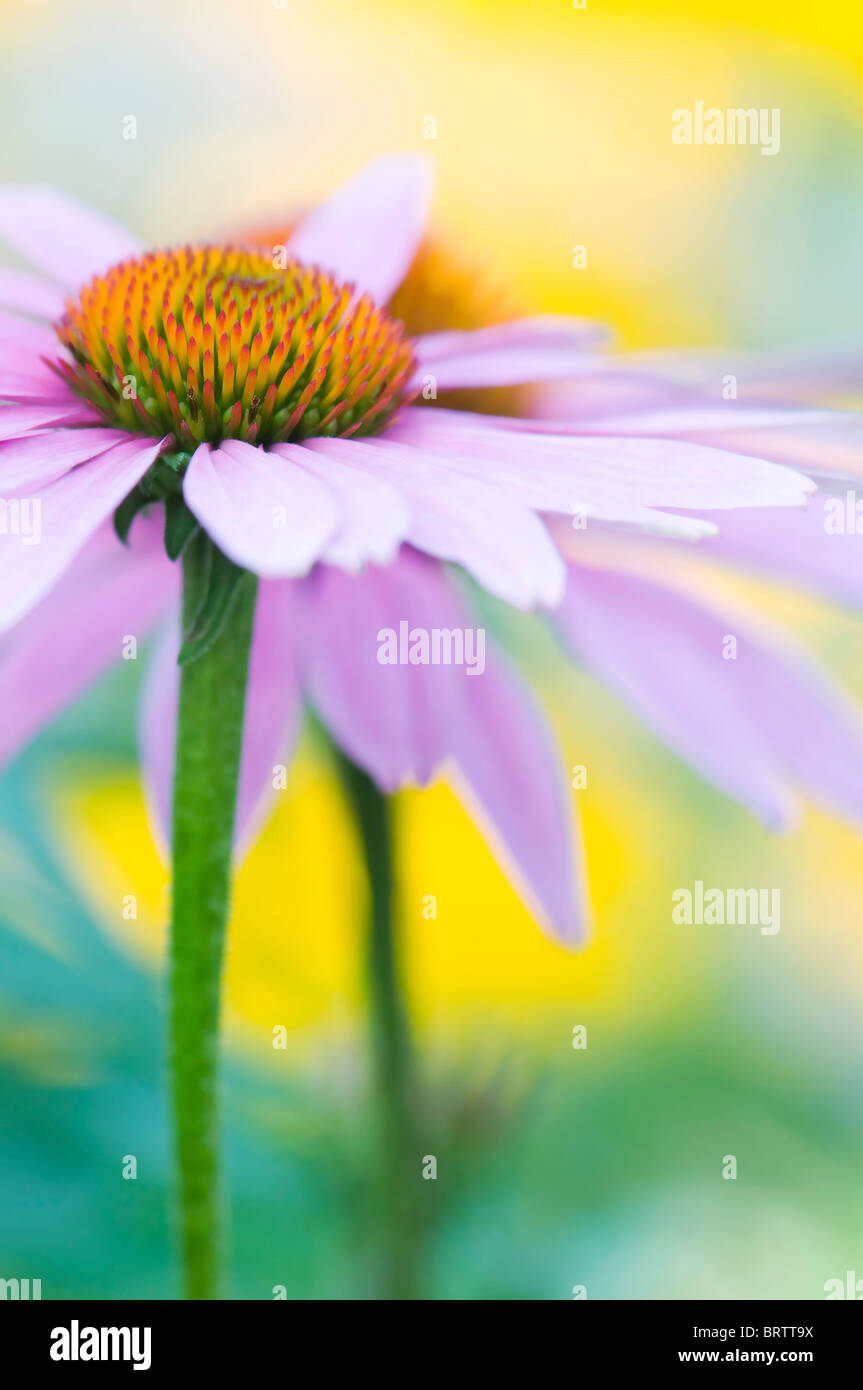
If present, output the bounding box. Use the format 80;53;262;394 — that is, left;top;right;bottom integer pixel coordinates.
0;434;165;632
140;578;302;855
392;407;815;512
300;550;468;790
272;441;410;570
0;186;141;288
449;652;587;946
555;563;803;828
235;581;303;850
0;427;133;494
183;440;339;577
305;435;565;608
0;270;65;320
303;549;585;942
288;154;435;305
0;515;174;766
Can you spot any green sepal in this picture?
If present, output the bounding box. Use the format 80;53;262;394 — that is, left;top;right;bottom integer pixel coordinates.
178;542;251;666
114;450;197;549
164;494;200;561
113;485;152;545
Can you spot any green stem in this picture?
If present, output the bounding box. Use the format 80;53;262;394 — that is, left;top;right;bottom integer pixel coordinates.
169;532;258;1300
335;752;422;1301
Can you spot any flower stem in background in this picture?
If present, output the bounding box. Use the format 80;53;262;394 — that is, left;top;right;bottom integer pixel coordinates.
169;531;258;1300
335;751;423;1301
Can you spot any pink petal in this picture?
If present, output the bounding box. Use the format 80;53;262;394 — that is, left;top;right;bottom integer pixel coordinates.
0;318;70;404
137;623;177;857
0;309;59;353
303;550;585;943
0;434;165;632
393;408;815;512
183;440;339;577
532;388;863;481
533;373;700;423
0;269;65;320
306;436;565;608
0;186;141;288
287;155;434;304
449;652;587;946
272;441;410;569
412;318;609;390
0;515;175;766
0;365;71;404
390;409;712;536
579;343;863;403
140;579;301;855
556;563;801;828
0;339;74;405
413;347;605;391
571;405;839;436
0;404;99;442
300;551;469;790
415;316;610;362
0;427;133;494
669;418;863;483
722;623;863;829
702;499;863;607
594;500;863;610
573;507;717;540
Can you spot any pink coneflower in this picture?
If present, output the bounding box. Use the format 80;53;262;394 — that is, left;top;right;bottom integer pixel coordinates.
0;158;819;930
0;154;843;1299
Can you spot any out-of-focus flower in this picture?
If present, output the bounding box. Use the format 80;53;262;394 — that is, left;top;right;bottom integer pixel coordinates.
0;155;854;946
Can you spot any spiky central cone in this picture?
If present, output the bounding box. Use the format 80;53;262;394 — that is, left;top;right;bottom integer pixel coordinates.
53;246;416;448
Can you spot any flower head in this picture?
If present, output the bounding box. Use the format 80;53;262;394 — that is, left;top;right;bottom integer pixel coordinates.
2;154;857;947
54;246;415;449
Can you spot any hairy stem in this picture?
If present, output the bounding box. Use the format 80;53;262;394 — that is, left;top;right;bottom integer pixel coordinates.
169;532;258;1300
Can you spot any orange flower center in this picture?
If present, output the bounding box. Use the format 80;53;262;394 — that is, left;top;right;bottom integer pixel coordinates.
52;245;416;448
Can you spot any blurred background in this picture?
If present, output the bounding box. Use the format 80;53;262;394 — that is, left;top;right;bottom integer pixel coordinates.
1;0;863;1299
